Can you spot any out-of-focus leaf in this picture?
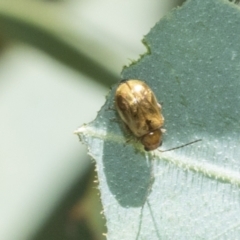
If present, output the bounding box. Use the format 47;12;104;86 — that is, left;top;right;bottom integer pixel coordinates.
0;13;118;86
76;0;240;239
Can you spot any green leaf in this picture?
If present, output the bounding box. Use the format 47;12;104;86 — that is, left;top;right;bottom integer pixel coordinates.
0;13;118;87
76;0;240;239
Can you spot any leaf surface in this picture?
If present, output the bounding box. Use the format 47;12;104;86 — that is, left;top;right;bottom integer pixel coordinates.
77;0;240;239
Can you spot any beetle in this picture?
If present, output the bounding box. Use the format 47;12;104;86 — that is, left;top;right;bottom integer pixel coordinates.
115;79;201;152
115;79;164;151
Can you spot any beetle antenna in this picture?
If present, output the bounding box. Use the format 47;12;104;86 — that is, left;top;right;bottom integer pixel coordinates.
159;139;202;152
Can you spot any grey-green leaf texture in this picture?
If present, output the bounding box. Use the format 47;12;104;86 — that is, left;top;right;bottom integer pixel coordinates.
76;0;240;239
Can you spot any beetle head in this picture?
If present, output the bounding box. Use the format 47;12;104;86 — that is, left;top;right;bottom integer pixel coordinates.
141;129;163;151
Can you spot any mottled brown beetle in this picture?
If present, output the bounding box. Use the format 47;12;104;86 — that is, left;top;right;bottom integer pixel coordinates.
115;79;164;151
115;79;201;152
